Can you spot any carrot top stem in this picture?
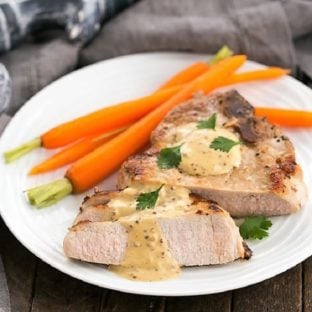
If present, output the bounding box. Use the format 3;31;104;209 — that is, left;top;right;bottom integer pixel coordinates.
209;45;234;65
26;178;73;208
4;137;41;163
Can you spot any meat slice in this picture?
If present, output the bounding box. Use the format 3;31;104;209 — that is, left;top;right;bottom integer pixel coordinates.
64;189;251;266
118;90;308;217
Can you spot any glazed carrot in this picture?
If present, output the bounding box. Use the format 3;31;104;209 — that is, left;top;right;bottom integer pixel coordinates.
4;46;233;163
43;46;234;148
41;85;182;149
29;127;126;175
157;62;209;91
158;67;290;91
66;55;246;193
157;46;233;90
24;66;289;165
223;67;290;86
3;85;182;163
156;67;290;99
23;66;291;169
255;107;312;127
26;55;246;207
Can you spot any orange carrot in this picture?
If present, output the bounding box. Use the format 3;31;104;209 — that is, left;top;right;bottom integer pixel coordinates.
28;67;288;161
41;85;181;149
224;67;290;86
157;46;233;90
26;50;232;173
157;62;209;91
255;107;312;127
4;86;181;163
158;67;289;91
4;47;233;163
29;127;126;175
66;55;246;193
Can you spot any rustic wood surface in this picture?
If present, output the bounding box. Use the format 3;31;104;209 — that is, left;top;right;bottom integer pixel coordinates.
0;216;309;312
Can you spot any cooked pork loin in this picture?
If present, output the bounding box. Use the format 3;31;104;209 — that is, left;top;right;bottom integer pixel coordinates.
64;186;251;266
119;90;308;217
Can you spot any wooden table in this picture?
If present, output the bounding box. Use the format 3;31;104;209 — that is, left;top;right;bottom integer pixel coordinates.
1;216;311;312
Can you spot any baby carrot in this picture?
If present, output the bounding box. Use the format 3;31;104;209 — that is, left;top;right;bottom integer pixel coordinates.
41;86;181;149
157;62;209;91
4;46;233;162
26;55;246;207
66;55;246;193
224;67;290;86
25;47;234;174
158;45;233;90
29;127;126;175
43;46;233;149
12;66;291;166
3;85;180;163
255;107;312;127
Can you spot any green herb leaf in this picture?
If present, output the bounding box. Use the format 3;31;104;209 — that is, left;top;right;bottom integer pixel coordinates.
239;216;272;240
136;185;164;210
197;113;217;130
157;145;182;169
209;136;240;152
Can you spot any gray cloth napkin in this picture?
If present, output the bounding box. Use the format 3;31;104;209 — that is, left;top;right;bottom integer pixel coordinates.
0;0;309;114
80;0;312;74
1;0;312;115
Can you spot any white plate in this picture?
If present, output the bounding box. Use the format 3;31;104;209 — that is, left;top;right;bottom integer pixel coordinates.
0;53;311;296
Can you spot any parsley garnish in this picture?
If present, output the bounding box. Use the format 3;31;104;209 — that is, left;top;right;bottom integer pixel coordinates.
209;136;240;152
157;145;182;169
197;113;217;130
136;185;164;210
239;216;272;240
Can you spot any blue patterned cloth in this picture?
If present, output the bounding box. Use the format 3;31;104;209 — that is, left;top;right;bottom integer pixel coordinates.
0;0;139;53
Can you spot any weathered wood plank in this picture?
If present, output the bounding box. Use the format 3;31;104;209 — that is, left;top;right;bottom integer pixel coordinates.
166;292;231;312
232;265;302;312
30;260;103;312
0;217;37;312
1;212;309;312
101;291;165;312
303;257;312;311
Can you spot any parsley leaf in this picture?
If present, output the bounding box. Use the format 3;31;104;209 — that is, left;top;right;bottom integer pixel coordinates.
209;136;240;152
136;185;164;210
157;145;182;169
197;113;217;130
239;216;272;240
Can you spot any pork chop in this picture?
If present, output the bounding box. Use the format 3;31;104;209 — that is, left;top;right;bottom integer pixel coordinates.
64;185;251;267
118;90;307;217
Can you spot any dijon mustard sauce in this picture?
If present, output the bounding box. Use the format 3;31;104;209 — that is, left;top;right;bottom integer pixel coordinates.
108;184;191;281
110;217;180;281
161;116;242;176
107;183;191;219
179;127;241;176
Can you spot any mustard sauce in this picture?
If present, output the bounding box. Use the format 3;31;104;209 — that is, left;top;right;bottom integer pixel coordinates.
179;127;241;176
110;217;180;281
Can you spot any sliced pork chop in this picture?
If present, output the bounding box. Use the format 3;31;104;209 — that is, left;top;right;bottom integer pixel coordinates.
64;187;251;266
119;90;308;217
